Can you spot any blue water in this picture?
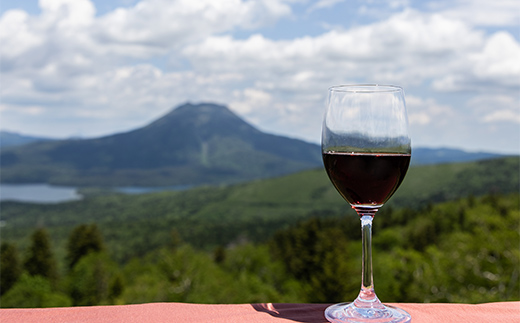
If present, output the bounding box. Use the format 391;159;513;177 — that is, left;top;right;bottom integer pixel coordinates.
0;184;194;203
116;185;193;194
0;183;82;203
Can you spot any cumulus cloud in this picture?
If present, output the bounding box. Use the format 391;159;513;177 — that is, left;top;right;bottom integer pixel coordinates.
439;0;520;27
183;9;484;82
471;32;520;86
0;0;518;152
307;0;346;13
94;0;291;55
467;94;520;124
433;31;520;91
0;10;43;61
406;95;455;126
482;110;520;124
0;0;292;134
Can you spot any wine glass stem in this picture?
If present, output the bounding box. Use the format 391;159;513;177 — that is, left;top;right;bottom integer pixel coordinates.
324;210;412;323
356;213;380;306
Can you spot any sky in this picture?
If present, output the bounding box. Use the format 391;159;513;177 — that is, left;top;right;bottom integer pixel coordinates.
0;0;519;154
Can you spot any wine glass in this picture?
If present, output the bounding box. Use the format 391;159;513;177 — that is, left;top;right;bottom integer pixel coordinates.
322;84;412;323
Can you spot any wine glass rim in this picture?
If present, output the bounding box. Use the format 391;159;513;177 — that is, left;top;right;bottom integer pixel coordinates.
329;84;403;93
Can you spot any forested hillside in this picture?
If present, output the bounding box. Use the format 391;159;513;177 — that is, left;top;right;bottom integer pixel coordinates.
1;193;518;307
2;157;518;257
0;157;518;307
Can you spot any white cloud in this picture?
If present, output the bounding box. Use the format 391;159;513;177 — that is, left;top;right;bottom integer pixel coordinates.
231;88;273;115
471;32;520;86
0;0;518;153
482;110;520;124
0;0;293;133
467;94;520;124
307;0;345;13
404;95;492;150
0;103;46;116
406;95;455;126
0;10;43;60
39;0;96;27
94;0;291;55
183;9;485;89
440;0;520;27
433;31;520;91
274;10;477;58
1;0;293;70
357;0;411;19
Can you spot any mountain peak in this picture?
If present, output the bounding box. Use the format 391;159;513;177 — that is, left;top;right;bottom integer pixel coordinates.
175;102;230;112
146;102;249;131
0;102;322;186
166;102;235;119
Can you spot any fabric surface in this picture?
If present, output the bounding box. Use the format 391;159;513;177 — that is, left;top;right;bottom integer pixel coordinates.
1;302;519;322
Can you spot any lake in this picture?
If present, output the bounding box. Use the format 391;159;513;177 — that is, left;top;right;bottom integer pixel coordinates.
0;183;82;203
0;183;194;203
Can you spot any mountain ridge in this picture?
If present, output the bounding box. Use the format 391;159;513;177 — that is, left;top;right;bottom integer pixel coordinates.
0;102;511;187
410;147;505;165
0;103;322;186
0;131;56;148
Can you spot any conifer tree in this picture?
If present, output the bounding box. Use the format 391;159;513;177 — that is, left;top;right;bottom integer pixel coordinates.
68;252;119;306
1;242;22;295
66;224;105;269
23;228;58;284
213;246;226;264
171;228;183;251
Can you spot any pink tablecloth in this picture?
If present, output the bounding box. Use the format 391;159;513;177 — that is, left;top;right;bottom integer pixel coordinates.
1;302;519;322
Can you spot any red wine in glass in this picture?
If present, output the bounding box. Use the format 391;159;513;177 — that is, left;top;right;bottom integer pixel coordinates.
322;152;410;208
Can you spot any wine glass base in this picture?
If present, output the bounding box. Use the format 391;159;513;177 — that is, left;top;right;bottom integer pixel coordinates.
325;302;411;323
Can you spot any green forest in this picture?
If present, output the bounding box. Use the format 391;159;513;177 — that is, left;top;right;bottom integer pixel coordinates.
1;157;519;307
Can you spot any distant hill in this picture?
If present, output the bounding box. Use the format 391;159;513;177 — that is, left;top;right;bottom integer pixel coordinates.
0;102;511;187
0;131;55;149
0;103;322;186
410;147;503;165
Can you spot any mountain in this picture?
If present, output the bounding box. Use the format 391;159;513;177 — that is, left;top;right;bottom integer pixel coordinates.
0;131;56;149
0;103;322;186
410;147;504;165
0;102;511;187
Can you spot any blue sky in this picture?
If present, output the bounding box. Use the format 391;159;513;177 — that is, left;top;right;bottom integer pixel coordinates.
1;0;519;154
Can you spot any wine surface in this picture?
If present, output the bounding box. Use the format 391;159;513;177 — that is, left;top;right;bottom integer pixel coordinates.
322;152;410;207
